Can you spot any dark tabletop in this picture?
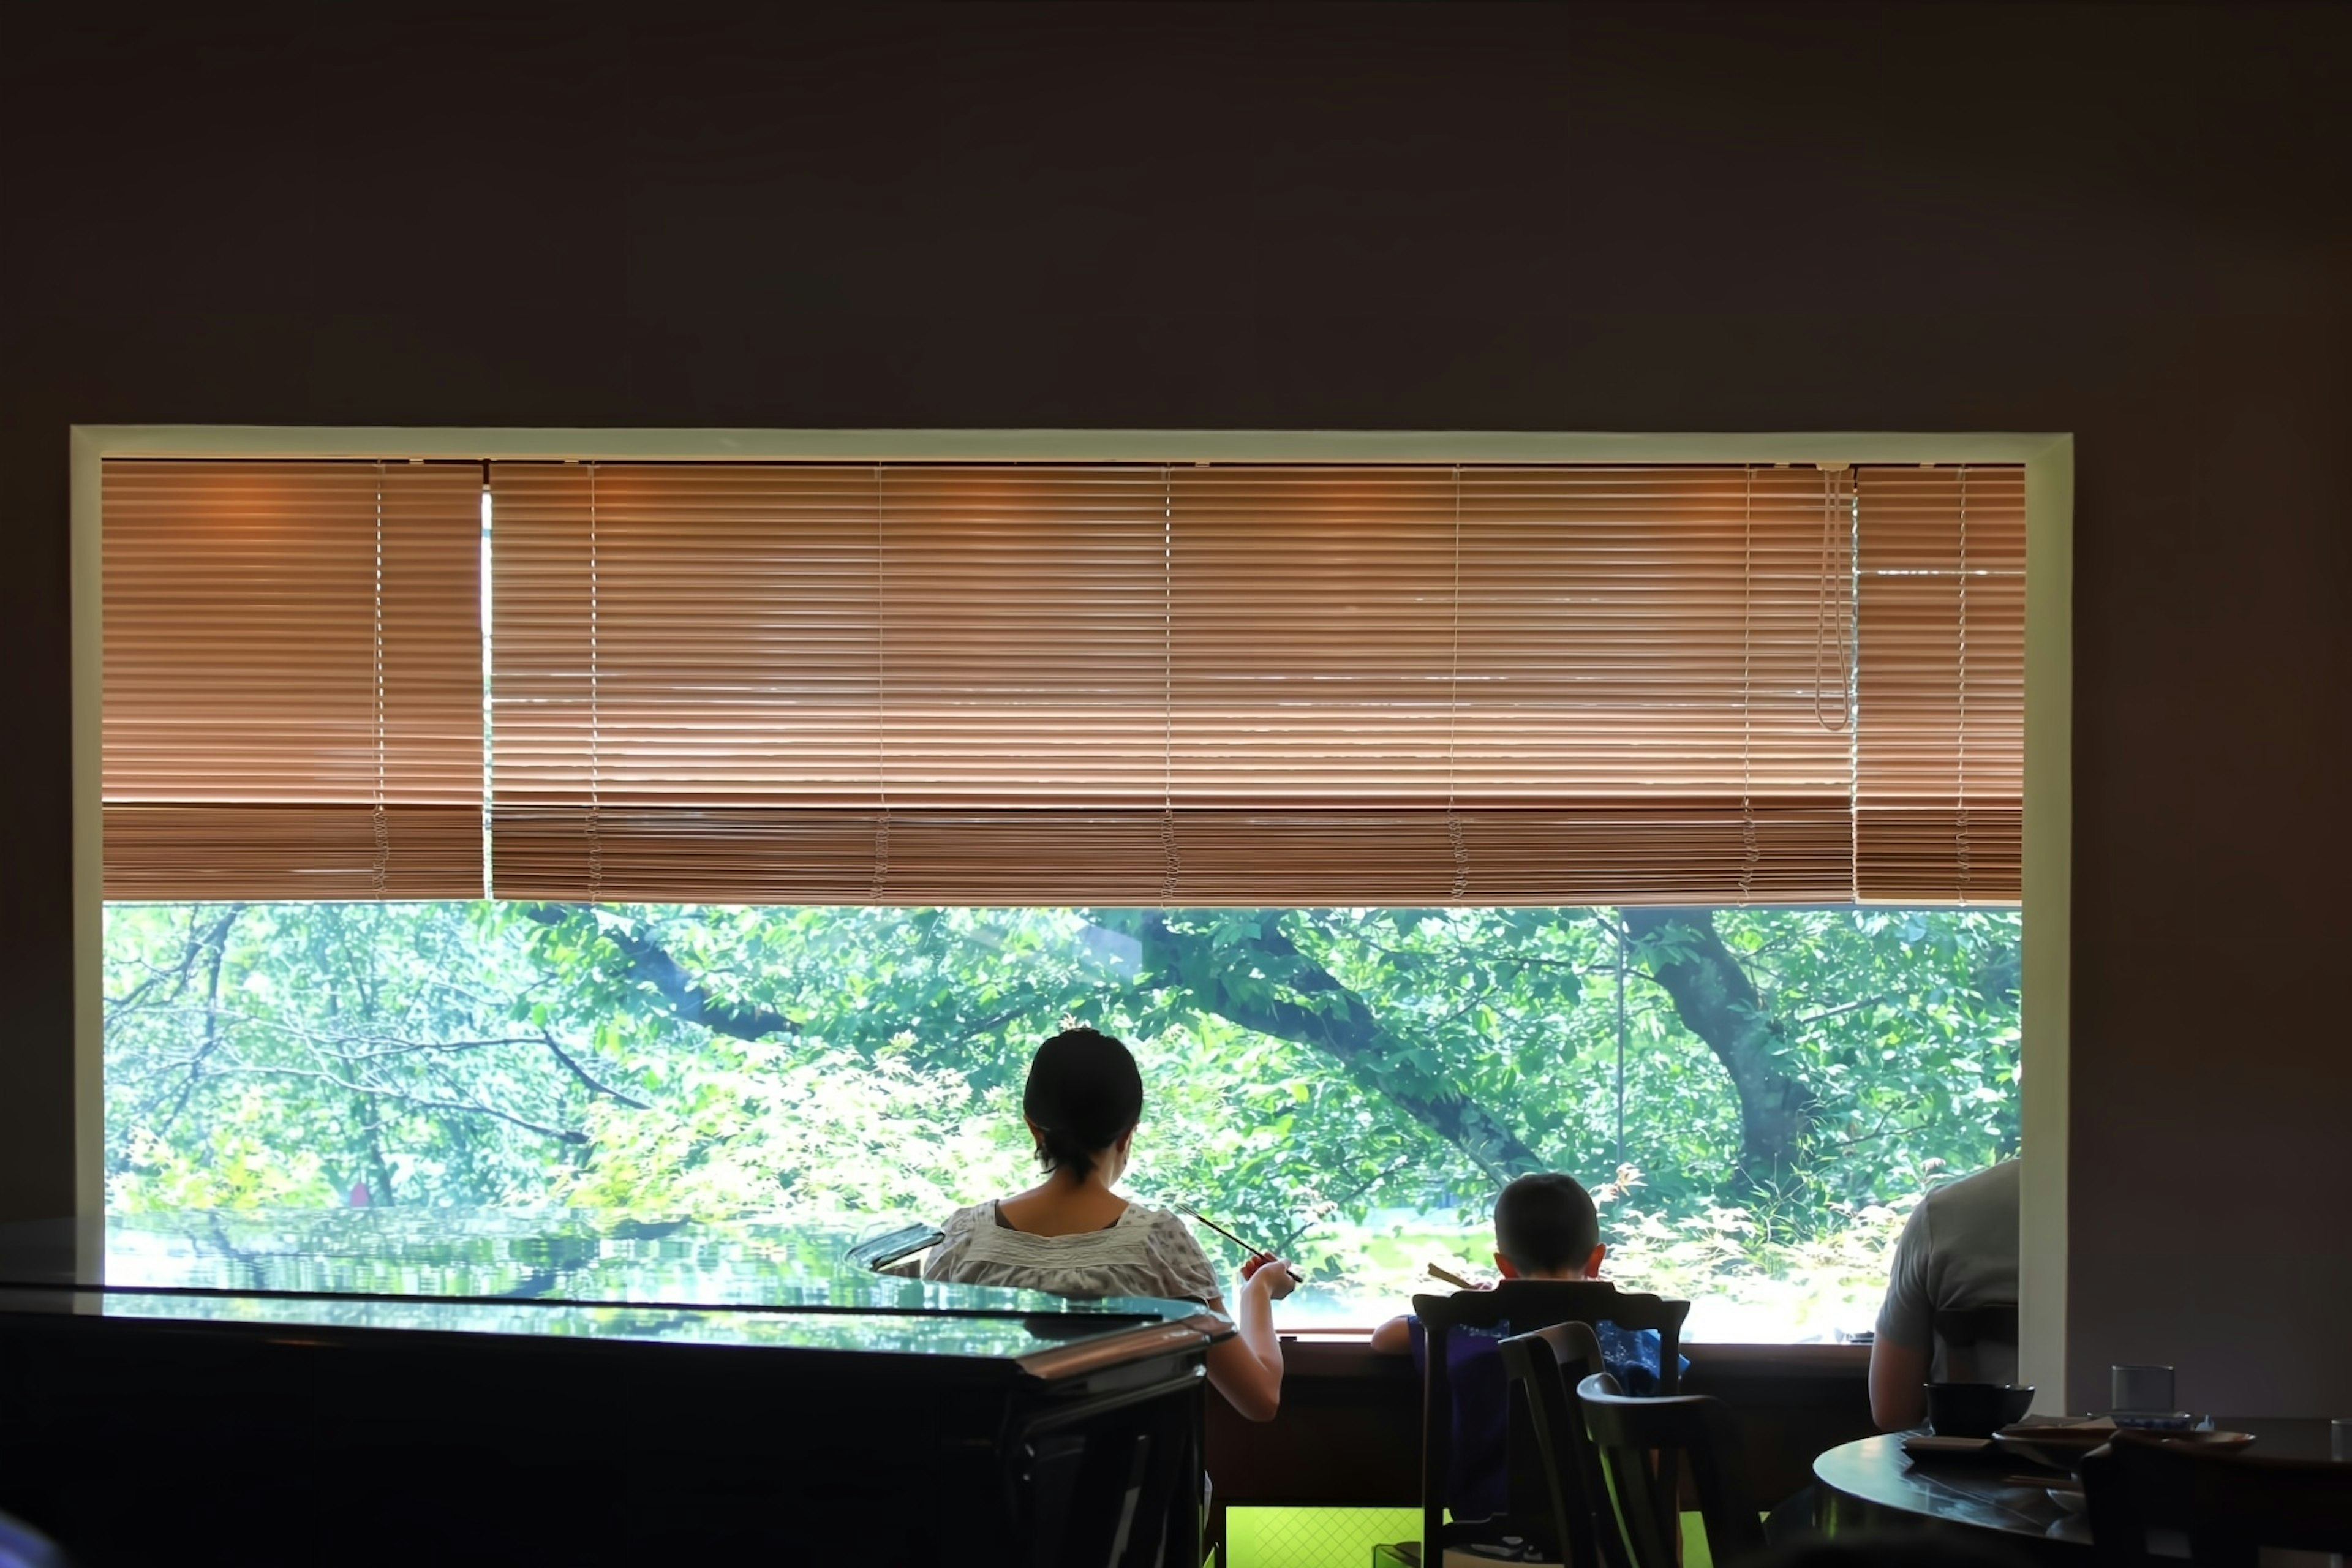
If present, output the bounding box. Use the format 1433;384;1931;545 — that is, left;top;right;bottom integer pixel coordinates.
0;1209;1211;1362
1815;1420;2343;1551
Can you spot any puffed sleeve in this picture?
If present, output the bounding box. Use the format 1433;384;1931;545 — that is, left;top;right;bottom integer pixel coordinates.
1142;1210;1223;1305
920;1202;989;1281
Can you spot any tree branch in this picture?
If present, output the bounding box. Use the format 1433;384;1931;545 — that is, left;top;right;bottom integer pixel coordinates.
1087;911;1550;1186
1792;992;1895;1028
205;1065;589;1145
520;905;800;1042
538;1030;652;1110
153;905;244;1140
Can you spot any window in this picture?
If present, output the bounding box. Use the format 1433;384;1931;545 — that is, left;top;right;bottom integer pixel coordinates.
100;451;2024;1341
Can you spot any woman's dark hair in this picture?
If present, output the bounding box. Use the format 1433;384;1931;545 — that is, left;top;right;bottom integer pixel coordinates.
1022;1028;1144;1183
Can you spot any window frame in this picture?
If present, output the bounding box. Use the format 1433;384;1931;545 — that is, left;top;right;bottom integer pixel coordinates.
67;425;2072;1395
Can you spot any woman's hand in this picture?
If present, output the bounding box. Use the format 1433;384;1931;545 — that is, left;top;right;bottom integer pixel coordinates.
1243;1254;1299;1301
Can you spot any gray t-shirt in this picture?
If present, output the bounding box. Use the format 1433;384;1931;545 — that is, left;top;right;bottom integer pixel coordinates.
1875;1158;2020;1384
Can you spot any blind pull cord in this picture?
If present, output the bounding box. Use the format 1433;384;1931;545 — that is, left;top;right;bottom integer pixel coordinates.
872;463;891;904
371;461;390;896
1814;462;1853;733
480;462;494;902
1447;464;1468;904
1956;464;1972;902
1159;464;1180;907
585;462;602;904
1738;465;1757;905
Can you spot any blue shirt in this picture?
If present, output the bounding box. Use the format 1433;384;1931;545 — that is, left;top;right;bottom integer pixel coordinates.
1407;1316;1683;1523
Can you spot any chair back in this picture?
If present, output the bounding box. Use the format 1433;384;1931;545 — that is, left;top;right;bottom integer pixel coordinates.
1575;1373;1764;1568
1930;1301;2018;1384
1498;1321;1628;1568
2082;1431;2352;1567
0;1509;67;1568
1410;1281;1687;1566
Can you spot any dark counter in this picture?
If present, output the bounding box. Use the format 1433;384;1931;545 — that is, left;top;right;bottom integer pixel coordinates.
1202;1334;1876;1530
0;1211;1222;1567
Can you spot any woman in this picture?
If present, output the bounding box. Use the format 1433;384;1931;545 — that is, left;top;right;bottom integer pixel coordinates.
922;1027;1292;1421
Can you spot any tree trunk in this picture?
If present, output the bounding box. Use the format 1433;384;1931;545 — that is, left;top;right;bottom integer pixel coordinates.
1620;907;1819;1191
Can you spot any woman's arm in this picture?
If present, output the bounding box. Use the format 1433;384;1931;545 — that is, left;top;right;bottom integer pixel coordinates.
1204;1259;1293;1422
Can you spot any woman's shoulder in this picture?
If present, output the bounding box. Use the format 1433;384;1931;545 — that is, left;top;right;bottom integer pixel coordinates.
1118;1202;1192;1238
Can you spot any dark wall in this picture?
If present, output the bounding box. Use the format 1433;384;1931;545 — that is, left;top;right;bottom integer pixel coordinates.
4;4;2345;1414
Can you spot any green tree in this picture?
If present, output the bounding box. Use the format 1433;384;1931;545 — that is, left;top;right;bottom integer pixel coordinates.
103;897;2019;1311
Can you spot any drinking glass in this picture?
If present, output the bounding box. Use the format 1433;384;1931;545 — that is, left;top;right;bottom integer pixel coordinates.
2110;1363;2175;1414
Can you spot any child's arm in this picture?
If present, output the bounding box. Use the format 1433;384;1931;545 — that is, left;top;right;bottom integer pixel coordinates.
1368;1313;1412;1354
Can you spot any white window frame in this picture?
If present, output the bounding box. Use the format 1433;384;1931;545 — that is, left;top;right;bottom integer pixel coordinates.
68;424;2072;1396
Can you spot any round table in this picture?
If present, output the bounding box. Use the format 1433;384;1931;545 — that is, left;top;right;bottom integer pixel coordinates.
1816;1432;2089;1557
1814;1419;2339;1561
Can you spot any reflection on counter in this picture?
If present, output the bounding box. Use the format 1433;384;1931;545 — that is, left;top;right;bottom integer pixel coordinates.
101;1289;1164;1358
0;1207;1189;1323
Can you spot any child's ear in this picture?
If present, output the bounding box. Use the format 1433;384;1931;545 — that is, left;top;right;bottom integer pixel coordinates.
1583;1243;1606;1280
1492;1252;1521;1280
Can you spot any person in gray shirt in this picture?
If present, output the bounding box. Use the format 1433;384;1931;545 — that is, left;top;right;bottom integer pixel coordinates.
1869;1158;2021;1428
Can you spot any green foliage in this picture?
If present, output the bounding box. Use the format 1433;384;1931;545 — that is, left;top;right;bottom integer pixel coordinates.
102;898;2019;1334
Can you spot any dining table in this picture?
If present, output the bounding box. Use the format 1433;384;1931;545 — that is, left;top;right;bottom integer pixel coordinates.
1814;1417;2342;1562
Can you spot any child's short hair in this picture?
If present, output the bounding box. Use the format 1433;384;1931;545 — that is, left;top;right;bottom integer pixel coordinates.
1493;1172;1600;1274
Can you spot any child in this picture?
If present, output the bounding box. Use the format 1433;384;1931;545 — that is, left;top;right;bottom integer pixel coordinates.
1370;1172;1676;1528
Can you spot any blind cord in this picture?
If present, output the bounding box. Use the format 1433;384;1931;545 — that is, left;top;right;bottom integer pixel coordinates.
1814;466;1853;733
1160;465;1180;907
585;462;602;903
480;462;494;901
872;464;891;903
1739;465;1757;905
1447;464;1468;903
1956;464;1971;902
371;461;390;896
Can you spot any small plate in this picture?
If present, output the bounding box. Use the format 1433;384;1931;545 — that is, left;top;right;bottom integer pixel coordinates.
1994;1425;2253;1474
2047;1487;2088;1517
1991;1425;2116;1471
1904;1435;1997;1460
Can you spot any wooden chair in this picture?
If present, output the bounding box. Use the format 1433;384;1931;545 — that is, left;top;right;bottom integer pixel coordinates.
1576;1372;1765;1568
1497;1321;1629;1568
0;1507;68;1568
2082;1430;2352;1567
1385;1281;1688;1568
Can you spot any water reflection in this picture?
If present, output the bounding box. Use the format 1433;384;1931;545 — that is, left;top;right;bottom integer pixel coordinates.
102;1289;1163;1358
0;1209;1199;1344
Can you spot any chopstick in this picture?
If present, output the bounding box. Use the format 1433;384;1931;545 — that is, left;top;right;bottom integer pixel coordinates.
1174;1204;1300;1281
1426;1263;1477;1291
1174;1202;1277;1257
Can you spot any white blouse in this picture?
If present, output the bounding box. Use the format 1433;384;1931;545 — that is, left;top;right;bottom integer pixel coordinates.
921;1200;1224;1305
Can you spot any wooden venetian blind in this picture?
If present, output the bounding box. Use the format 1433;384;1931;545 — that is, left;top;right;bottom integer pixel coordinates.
489;464;1171;901
1855;465;2026;902
102;460;484;899
486;461;2020;907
